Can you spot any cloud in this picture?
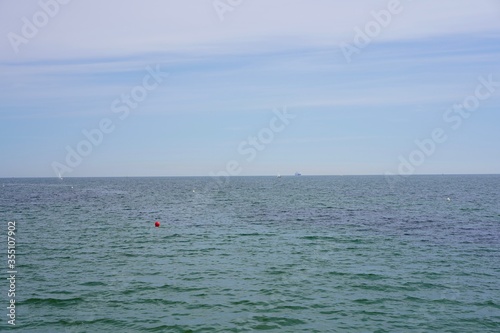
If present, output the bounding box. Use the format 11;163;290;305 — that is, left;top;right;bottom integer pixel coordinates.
1;0;499;62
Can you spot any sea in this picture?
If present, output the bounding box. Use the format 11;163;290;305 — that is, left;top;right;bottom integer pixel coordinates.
0;175;499;332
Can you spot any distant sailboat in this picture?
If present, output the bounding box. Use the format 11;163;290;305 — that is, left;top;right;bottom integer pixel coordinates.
58;172;63;180
277;174;281;178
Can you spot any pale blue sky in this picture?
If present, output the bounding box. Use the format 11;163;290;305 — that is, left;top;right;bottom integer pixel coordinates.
1;0;499;177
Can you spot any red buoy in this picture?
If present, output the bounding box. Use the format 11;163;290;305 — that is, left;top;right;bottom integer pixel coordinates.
155;221;160;227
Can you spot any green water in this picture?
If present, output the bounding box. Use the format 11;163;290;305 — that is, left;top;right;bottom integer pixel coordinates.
1;175;499;332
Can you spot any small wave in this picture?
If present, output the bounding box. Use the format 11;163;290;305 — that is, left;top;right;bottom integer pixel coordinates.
472;299;500;309
351;272;386;280
122;283;207;295
351;283;392;292
21;297;84;306
353;298;390;305
278;304;308;310
80;281;107;287
143;324;195;332
231;299;269;307
300;235;338;241
460;207;483;211
238;232;262;237
250;315;307;327
326;270;350;277
135;298;188;307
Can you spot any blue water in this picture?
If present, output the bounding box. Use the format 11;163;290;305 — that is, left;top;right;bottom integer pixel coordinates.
1;175;499;332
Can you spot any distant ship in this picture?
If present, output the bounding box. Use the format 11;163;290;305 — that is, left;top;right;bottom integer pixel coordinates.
294;172;301;176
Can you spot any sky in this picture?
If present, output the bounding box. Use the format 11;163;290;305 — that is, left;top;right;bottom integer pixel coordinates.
0;0;499;177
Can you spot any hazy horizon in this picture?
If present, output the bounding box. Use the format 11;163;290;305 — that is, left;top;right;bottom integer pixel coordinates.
2;173;499;179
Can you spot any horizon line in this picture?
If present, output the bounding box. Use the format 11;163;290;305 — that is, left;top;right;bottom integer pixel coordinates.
1;173;499;179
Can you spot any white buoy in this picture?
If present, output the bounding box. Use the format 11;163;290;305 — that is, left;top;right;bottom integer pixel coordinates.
447;197;451;201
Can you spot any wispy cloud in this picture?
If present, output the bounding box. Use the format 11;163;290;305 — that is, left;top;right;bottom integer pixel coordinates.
1;0;499;62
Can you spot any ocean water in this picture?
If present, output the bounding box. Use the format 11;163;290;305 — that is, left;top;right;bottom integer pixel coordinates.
1;175;499;332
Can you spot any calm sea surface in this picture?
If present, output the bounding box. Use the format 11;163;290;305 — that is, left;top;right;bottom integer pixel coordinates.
0;175;499;332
